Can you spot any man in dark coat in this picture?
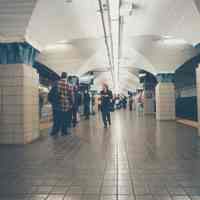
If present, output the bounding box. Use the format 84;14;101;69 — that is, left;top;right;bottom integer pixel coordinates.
48;72;73;136
83;90;91;119
100;84;113;128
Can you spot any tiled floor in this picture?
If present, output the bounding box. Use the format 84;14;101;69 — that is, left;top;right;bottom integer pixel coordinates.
0;111;200;200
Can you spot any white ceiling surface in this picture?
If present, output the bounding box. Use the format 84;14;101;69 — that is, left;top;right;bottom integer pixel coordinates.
122;35;199;74
26;0;104;49
0;0;200;92
124;0;200;44
0;0;36;42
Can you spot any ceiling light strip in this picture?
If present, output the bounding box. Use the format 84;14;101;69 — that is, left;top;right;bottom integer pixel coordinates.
109;0;120;92
97;0;114;84
106;0;115;71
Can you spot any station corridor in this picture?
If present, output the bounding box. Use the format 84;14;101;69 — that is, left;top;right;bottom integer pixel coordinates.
0;111;200;200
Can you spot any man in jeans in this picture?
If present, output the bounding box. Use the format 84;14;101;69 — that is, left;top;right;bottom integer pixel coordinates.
49;72;73;136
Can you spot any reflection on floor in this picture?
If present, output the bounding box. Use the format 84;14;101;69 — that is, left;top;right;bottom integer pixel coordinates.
0;111;200;200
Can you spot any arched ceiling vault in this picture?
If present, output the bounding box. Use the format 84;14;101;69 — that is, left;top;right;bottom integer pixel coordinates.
121;35;199;75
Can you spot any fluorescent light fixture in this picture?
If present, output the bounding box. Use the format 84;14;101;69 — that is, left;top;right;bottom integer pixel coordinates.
139;73;146;77
162;38;187;45
110;0;120;92
44;43;72;51
163;35;173;39
56;40;70;44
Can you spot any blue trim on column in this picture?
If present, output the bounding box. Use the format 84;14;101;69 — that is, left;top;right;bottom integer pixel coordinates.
156;73;174;83
0;42;38;65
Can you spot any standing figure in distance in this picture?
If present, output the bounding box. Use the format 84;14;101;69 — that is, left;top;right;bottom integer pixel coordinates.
83;90;91;119
129;95;133;111
100;84;113;128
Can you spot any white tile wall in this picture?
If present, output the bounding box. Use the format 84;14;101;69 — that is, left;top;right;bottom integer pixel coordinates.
156;82;175;120
0;64;40;144
196;66;200;135
143;90;155;114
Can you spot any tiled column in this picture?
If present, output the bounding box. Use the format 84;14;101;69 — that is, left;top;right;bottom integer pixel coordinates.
156;73;175;120
143;90;155;114
196;65;200;136
0;42;39;144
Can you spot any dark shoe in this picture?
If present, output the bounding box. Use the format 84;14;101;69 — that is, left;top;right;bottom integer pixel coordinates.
51;134;58;139
61;132;71;136
104;124;107;128
50;132;58;137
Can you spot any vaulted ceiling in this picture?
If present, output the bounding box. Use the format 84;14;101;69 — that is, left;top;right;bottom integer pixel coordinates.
0;0;200;93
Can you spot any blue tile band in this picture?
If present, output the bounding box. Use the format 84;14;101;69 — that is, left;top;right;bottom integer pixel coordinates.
156;73;174;83
0;42;38;65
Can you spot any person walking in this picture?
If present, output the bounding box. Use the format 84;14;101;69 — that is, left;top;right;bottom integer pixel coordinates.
83;90;91;119
39;91;44;119
48;72;73;137
72;86;80;127
48;82;60;137
129;95;133;111
67;76;74;129
100;84;113;128
122;96;127;109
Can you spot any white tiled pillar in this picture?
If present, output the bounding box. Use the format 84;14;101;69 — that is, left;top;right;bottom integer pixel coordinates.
196;65;200;136
143;90;155;114
156;74;175;120
0;64;39;144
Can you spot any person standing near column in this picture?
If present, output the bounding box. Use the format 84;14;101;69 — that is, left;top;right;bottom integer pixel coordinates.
100;84;113;128
48;81;60;137
72;86;79;127
49;72;73;137
58;72;73;135
67;76;74;129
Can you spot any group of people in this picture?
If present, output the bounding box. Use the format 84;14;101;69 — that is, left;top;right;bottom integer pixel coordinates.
48;72;81;136
48;72;114;137
47;72;145;136
105;94;134;111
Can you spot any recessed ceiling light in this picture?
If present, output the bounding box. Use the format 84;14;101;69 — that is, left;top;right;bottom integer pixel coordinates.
56;40;71;44
163;35;173;39
139;73;146;77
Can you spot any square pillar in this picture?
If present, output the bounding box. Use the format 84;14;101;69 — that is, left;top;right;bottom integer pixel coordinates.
143;90;155;114
196;65;200;136
156;74;175;120
0;42;40;144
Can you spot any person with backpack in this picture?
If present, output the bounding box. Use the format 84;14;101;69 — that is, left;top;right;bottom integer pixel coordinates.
48;72;73;137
